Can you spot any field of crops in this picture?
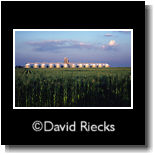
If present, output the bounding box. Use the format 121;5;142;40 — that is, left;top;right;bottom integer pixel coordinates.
15;68;131;107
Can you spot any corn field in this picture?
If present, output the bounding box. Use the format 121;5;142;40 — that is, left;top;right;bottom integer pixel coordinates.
15;68;131;107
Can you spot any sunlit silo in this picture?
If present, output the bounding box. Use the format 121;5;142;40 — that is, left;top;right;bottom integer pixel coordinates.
34;64;38;68
85;64;89;68
25;64;30;68
49;64;54;68
98;64;103;68
56;64;60;68
105;64;110;68
64;64;68;68
92;64;96;68
78;64;83;68
41;64;46;68
71;64;76;68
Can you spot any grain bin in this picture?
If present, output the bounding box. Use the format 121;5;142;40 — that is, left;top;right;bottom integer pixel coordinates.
49;64;54;68
56;63;60;68
78;64;83;68
92;64;96;68
41;64;46;68
64;64;68;68
85;64;89;68
34;64;38;68
71;64;76;68
105;64;110;68
98;64;103;68
25;64;30;68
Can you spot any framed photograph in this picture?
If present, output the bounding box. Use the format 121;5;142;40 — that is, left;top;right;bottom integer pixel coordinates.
1;1;145;145
13;29;133;109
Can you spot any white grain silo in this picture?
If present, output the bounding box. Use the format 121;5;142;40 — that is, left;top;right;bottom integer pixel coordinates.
71;64;76;68
78;64;83;68
41;64;46;68
56;63;60;68
64;64;68;68
98;64;103;68
25;64;30;68
105;64;110;68
85;64;89;68
92;64;96;68
49;64;54;68
34;64;38;68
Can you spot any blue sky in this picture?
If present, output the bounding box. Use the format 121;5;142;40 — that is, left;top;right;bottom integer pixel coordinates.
15;30;131;67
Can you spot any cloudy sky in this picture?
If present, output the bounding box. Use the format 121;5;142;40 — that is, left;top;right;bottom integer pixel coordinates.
15;30;131;67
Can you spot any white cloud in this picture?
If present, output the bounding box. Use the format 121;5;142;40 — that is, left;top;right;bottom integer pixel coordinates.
104;33;112;37
79;42;87;46
109;40;116;46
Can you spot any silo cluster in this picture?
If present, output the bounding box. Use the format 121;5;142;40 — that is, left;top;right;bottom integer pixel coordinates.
25;58;110;69
25;63;110;69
